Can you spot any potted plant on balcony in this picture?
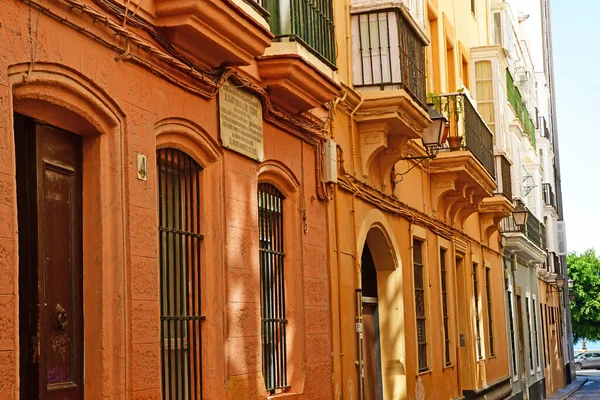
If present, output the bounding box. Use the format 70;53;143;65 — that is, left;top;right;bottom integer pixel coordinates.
427;88;465;149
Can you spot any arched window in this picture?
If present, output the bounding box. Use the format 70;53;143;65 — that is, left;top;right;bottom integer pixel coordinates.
157;148;204;400
257;183;287;393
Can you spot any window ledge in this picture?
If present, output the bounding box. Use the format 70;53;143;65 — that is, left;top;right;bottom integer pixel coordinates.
267;392;302;400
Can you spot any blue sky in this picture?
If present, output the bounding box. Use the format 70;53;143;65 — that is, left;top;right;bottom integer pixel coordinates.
552;1;598;254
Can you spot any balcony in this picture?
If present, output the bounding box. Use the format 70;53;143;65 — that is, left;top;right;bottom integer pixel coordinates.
351;6;427;106
347;5;430;179
496;154;512;200
506;69;536;148
539;116;550;139
430;93;495;178
257;0;340;113
542;183;556;209
153;0;273;67
426;94;501;226
501;206;546;263
265;0;336;66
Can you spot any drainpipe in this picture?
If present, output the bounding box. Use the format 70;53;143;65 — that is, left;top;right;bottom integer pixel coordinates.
350;92;364;176
333;183;346;399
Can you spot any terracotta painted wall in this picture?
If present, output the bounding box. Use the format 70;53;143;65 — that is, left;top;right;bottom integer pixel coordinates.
0;0;333;399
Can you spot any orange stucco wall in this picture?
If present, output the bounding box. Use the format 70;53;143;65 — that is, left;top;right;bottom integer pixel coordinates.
0;1;333;399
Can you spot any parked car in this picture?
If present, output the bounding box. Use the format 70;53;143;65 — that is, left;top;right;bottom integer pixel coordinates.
574;352;600;371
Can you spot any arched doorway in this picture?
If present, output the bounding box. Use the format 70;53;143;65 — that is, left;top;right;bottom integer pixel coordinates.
359;223;403;400
361;242;383;400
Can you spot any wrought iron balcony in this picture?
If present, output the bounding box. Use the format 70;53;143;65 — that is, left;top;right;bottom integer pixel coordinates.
506;70;536;148
267;0;336;65
497;154;512;199
500;207;545;249
351;7;427;106
430;93;495;178
539;116;550;139
542;183;556;209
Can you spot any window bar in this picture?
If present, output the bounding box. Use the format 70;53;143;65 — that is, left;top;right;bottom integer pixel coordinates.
358;14;365;85
183;152;191;399
159;148;167;399
508;291;517;373
367;14;374;85
386;12;392;85
166;148;174;399
172;149;181;399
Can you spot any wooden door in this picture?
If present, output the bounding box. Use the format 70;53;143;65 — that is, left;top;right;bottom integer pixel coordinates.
16;115;84;400
362;302;382;400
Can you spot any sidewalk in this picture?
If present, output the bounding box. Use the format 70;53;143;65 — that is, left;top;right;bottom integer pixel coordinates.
547;377;588;400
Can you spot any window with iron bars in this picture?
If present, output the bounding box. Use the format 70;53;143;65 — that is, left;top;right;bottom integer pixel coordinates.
413;239;428;372
485;268;495;357
157;148;204;400
473;263;482;359
440;248;451;366
258;183;288;393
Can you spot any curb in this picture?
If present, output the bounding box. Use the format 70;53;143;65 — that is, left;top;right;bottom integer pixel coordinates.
556;378;588;400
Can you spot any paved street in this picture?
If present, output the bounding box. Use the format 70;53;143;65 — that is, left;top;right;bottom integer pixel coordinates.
568;371;600;399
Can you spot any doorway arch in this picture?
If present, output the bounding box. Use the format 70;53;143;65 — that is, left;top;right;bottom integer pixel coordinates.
357;211;406;400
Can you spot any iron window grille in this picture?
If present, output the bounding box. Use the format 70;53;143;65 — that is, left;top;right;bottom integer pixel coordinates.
440;249;451;366
258;183;288;393
473;263;482;359
413;239;428;372
157;148;204;400
526;299;534;371
507;290;517;374
485;268;495;357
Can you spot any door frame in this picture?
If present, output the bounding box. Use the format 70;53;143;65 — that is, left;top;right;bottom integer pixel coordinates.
9;63;128;398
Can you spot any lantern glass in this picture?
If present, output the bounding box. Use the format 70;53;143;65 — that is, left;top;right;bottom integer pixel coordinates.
512;200;529;227
568;278;574;289
555;274;565;289
422;104;446;149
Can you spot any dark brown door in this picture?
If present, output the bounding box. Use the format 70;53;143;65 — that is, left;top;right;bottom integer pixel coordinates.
362;302;382;400
16;115;84;400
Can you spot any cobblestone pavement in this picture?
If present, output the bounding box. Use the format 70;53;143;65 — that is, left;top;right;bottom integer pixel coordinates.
568;371;600;399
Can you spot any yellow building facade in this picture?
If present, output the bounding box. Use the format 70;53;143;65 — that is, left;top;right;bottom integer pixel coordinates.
329;0;514;398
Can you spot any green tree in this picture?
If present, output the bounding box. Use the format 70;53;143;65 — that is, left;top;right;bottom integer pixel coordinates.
567;249;600;343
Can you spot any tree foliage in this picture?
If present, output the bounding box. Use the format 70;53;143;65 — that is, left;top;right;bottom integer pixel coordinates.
567;249;600;343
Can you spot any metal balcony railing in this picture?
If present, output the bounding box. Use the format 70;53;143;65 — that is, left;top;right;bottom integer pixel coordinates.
500;207;545;249
539;116;550;139
430;93;495;178
497;154;512;199
542;183;556;208
352;8;427;106
268;0;336;66
506;69;536;148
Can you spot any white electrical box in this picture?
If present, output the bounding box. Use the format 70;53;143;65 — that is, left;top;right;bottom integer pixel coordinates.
324;139;338;183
